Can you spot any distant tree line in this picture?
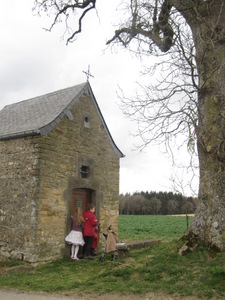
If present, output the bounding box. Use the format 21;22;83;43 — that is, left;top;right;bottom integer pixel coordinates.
119;191;197;215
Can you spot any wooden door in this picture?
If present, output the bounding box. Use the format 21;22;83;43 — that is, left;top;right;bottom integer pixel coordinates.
71;188;92;257
72;188;92;215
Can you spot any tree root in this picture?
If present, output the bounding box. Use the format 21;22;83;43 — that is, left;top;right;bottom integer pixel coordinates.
178;231;223;255
178;232;199;255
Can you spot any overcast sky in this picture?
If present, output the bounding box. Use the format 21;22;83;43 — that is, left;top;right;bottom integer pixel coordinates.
0;0;198;196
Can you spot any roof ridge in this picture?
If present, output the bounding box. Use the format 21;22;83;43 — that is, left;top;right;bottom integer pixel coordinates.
4;82;87;109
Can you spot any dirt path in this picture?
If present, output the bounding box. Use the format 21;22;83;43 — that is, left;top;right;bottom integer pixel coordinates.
0;289;205;300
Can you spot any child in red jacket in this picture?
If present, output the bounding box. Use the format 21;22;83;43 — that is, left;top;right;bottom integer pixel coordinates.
83;203;98;258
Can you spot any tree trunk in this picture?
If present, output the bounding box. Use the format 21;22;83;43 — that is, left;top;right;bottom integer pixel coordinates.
181;3;225;253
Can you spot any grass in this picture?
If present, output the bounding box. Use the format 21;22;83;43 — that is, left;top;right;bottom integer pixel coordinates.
118;214;192;241
0;215;225;299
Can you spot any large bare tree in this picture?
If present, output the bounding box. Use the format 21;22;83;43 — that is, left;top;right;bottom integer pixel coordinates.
34;0;225;252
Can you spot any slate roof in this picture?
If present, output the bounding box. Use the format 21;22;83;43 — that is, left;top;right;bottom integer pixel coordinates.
0;82;124;158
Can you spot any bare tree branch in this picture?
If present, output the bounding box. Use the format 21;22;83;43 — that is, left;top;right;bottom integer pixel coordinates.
34;0;96;43
106;0;174;52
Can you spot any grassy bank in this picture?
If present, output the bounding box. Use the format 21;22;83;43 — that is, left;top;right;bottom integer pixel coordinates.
0;215;224;299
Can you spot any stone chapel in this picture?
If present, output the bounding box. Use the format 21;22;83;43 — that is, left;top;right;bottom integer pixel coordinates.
0;82;124;263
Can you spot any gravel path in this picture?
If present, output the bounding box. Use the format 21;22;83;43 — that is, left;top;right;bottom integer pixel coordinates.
0;289;205;300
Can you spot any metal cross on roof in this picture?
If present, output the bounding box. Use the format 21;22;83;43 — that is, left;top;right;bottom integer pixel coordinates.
83;65;94;81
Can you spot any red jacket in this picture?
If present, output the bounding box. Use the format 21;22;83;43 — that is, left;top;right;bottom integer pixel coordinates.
83;210;98;237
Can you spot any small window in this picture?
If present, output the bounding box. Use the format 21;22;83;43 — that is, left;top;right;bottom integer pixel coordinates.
80;165;90;178
84;115;90;128
76;199;82;209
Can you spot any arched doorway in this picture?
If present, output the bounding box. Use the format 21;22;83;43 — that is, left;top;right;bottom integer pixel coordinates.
70;188;93;257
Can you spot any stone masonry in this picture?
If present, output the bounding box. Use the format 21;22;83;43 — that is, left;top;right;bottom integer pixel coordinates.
0;83;123;263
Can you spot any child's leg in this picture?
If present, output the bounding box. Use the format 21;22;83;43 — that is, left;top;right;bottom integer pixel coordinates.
74;245;80;259
71;244;75;258
111;252;116;261
111;254;115;261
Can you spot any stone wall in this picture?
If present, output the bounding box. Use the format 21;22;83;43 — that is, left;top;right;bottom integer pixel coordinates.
0;137;41;261
0;93;120;263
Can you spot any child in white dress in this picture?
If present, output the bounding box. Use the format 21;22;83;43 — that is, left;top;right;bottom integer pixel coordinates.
65;207;85;260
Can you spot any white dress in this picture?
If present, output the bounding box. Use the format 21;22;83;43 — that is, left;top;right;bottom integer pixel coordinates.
65;216;85;246
65;230;85;246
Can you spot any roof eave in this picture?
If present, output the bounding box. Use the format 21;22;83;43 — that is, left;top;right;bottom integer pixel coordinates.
0;129;40;141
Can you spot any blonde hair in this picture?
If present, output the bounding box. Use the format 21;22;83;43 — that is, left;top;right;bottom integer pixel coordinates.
74;207;84;225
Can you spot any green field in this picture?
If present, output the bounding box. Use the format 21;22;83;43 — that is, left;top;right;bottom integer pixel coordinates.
0;215;224;299
118;214;192;241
